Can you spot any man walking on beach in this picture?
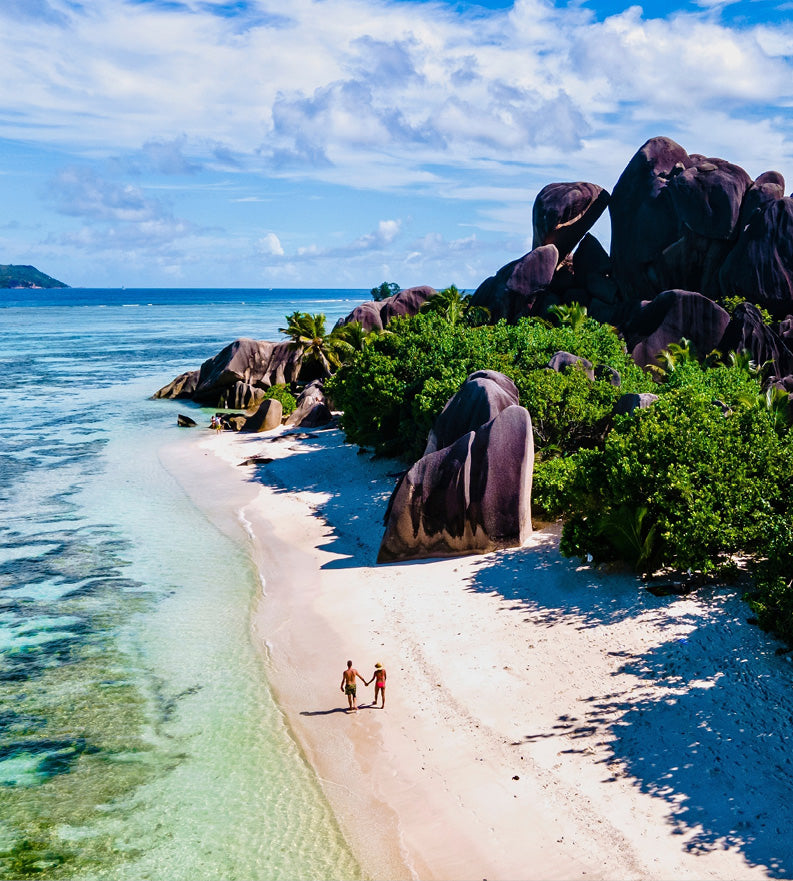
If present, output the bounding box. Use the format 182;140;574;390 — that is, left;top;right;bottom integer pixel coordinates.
340;660;365;712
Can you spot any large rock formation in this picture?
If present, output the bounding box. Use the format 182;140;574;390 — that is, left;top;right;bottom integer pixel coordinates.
217;380;266;410
620;289;731;368
470;245;558;323
424;370;519;455
334;286;437;332
719;195;793;318
154;338;302;407
609;137;753;303
378;403;534;562
532;182;610;262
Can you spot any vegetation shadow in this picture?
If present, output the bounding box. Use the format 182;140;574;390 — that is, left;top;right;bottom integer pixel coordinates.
467;544;793;877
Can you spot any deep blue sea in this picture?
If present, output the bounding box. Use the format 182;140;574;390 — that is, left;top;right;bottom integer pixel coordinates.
0;289;365;880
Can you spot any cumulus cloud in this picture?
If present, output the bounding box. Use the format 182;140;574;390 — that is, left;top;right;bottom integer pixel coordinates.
51;167;166;222
257;231;284;255
4;0;791;188
4;0;793;284
48;165;199;252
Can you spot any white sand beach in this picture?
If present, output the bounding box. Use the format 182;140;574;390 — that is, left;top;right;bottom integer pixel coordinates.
167;425;793;881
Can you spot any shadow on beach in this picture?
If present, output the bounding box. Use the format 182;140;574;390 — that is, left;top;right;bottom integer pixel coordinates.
468;546;793;878
239;428;793;877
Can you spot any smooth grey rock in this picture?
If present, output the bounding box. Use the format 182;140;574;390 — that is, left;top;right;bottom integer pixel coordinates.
242;398;283;433
285;380;332;428
532;182;610;262
153;369;199;399
614;393;659;416
378;405;534;563
425;370;519;455
547;351;595;381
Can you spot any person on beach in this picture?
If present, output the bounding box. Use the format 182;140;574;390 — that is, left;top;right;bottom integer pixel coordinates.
340;660;366;712
366;662;387;708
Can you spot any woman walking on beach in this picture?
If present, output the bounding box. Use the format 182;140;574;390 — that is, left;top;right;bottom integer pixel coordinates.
367;662;386;709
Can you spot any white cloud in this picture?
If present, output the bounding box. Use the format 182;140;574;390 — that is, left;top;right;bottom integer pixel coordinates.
257;232;284;256
2;0;790;190
3;0;793;286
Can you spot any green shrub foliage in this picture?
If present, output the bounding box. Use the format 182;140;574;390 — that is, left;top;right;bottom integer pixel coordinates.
328;303;793;643
262;384;297;416
558;386;793;574
326;312;644;461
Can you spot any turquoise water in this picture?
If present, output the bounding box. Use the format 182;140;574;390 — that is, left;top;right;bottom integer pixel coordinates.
0;290;364;879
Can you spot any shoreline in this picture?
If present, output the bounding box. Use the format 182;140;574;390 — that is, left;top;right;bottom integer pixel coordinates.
174;425;793;881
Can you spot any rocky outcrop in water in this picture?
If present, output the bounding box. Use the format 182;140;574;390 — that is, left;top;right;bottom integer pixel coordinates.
378;374;533;563
153;338;302;407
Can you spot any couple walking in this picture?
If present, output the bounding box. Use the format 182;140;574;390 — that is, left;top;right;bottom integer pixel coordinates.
340;660;386;711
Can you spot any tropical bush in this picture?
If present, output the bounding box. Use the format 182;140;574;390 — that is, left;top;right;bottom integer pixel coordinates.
370;281;400;301
261;384;297;416
327;310;647;461
556;386;793;574
326;297;793;643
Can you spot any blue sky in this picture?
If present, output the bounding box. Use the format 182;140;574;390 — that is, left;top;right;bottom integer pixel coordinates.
1;0;792;288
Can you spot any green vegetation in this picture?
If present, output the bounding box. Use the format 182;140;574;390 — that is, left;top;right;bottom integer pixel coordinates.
261;384;297;416
0;264;68;289
323;299;793;646
370;281;400;301
279;312;351;378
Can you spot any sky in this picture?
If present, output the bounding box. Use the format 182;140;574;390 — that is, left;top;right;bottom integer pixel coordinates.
0;0;792;289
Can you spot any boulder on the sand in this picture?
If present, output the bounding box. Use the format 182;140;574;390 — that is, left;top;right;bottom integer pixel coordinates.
532;182;610;262
217;380;265;411
609;136;752;302
719;196;793;318
153;369;199;400
470;245;558;323
177;413;197;427
219;413;247;431
242;398;283;433
378;404;534;563
614;393;659;416
285;380;332;428
191;338;303;405
547;351;594;380
621;289;731;368
334;286;437;332
424;370;520;455
718;302;793;379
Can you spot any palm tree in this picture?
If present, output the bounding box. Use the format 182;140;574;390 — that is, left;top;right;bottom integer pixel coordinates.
279;311;347;377
547;302;589;332
420;284;471;326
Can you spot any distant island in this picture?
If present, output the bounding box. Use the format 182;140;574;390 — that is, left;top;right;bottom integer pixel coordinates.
0;264;68;288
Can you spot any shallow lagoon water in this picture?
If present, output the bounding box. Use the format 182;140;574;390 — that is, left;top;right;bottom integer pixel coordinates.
0;290;363;879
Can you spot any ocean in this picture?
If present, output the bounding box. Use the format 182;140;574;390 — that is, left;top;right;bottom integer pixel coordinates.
0;289;365;880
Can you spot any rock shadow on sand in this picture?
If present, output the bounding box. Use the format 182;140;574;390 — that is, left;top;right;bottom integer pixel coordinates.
238;429;401;568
